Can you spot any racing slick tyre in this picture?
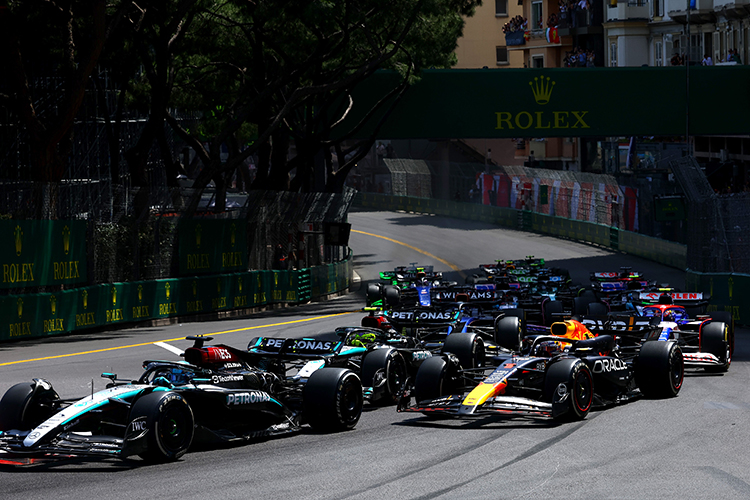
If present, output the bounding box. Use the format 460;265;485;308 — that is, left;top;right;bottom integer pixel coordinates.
413;356;455;404
543;300;564;326
502;308;526;328
303;368;363;432
128;391;195;462
383;286;400;307
573;295;594;318
494;316;523;352
0;380;60;431
442;332;485;370
366;283;382;306
701;321;731;372
360;348;408;405
543;359;593;421
578;289;597;302
587;302;609;317
708;312;734;362
634;340;684;398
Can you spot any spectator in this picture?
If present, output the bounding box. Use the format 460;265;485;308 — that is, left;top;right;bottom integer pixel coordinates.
670;52;682;66
702;53;713;66
732;49;742;64
273;244;288;270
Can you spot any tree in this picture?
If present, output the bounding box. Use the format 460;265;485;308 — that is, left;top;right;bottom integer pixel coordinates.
164;0;480;211
0;1;131;184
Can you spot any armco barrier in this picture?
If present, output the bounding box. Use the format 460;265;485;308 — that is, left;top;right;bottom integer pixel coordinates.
1;254;353;342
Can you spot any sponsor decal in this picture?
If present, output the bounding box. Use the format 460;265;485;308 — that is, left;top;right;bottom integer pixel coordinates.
130;420;147;432
390;311;453;321
592;358;627;373
410;350;431;361
212;374;244;384
227;391;271;405
262;338;334;351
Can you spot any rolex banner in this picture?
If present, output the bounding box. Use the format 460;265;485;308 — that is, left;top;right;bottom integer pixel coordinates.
179;220;247;276
0;220;87;289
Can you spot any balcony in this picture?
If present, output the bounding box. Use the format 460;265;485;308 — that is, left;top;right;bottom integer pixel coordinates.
669;0;718;23
607;0;649;20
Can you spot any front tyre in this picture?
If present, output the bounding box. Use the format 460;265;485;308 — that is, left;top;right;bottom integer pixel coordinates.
442;332;484;370
413;356;452;404
360;348;407;405
494;316;523;351
0;380;60;431
303;368;363;432
128;391;195;462
635;340;684;398
544;359;593;421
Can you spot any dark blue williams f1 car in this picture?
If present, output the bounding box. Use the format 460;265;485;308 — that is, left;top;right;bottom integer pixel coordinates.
0;336;363;465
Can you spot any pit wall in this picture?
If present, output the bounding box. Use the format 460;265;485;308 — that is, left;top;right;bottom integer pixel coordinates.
1;257;352;342
354;193;744;325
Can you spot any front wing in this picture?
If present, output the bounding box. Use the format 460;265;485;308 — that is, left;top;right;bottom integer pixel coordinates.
398;394;556;419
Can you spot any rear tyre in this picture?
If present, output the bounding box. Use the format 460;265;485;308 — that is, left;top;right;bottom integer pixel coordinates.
128;391;195;462
587;302;608;316
573;296;593;318
494;316;523;351
708;312;734;362
544;300;564;326
701;321;731;372
0;381;60;431
360;348;408;405
383;286;400;307
635;341;684;398
303;368;363;432
443;332;484;370
543;359;593;421
366;284;382;305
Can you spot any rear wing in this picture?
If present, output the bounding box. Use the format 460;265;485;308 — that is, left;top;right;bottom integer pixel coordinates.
247;337;344;358
385;307;460;327
636;291;710;307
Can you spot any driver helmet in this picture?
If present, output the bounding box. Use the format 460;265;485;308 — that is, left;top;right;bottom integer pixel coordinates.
534;340;563;357
663;309;676;322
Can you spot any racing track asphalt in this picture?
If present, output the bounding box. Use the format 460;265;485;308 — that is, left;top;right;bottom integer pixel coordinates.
0;210;748;500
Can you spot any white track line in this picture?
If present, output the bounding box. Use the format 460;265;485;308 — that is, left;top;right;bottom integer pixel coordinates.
154;342;184;357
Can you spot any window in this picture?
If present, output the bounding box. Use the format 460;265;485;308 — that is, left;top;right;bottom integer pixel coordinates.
495;0;508;16
531;1;543;30
532;55;544;68
610;41;618;67
655;41;663;66
651;0;663;17
496;46;509;65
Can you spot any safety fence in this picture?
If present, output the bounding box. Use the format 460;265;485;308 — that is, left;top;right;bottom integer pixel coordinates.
353;192;745;324
0;254;352;342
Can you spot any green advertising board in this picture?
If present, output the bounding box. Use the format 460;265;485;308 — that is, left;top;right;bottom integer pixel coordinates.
179;220;247;276
0;220;87;289
335;67;750;139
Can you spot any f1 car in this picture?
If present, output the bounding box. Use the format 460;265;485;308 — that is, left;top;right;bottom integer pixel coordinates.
0;335;362;464
582;292;733;372
248;326;486;407
397;316;684;422
366;264;457;307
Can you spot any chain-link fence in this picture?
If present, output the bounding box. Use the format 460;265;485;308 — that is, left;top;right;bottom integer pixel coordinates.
0;179;355;291
669;156;749;273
